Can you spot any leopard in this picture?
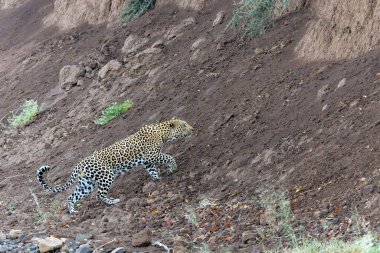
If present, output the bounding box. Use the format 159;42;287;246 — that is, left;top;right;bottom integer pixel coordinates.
37;119;193;213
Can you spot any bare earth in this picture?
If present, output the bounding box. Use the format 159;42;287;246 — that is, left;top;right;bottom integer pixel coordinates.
0;0;379;252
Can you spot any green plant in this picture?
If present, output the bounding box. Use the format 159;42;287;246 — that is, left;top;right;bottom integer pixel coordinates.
225;0;291;38
193;242;212;253
184;205;198;226
7;99;40;128
122;0;155;23
259;188;297;244
94;100;133;125
291;234;380;253
5;202;16;215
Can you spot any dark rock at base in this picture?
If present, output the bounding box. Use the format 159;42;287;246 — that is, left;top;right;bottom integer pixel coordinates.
75;244;93;253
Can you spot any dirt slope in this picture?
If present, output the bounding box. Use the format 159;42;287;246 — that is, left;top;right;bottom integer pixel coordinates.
0;0;379;252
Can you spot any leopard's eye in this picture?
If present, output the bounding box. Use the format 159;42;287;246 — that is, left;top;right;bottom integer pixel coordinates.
169;123;175;128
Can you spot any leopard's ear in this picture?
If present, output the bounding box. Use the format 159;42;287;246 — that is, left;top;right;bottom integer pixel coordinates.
172;116;177;119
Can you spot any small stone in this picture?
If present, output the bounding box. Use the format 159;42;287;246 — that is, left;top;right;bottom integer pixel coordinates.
85;66;92;73
122;35;149;54
317;84;329;99
336;78;347;89
131;228;152;247
75;233;94;243
85;71;95;79
242;231;255;243
9;229;23;240
98;60;122;79
108;60;122;71
212;11;225;27
32;236;64;253
0;246;6;253
191;37;206;50
350;100;359;107
75;244;93;253
254;48;264;55
151;39;164;49
77;79;84;86
111;247;126;253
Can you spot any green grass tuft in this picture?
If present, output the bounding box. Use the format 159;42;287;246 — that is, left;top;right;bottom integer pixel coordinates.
7;99;40;128
291;234;380;253
225;0;291;38
122;0;155;23
94;100;133;125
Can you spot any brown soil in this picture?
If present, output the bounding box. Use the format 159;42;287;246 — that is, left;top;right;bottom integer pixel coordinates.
0;0;379;252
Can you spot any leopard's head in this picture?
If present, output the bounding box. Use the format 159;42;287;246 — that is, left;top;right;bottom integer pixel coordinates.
164;119;193;141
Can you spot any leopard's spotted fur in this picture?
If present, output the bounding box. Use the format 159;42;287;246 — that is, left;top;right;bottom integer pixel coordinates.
37;119;193;213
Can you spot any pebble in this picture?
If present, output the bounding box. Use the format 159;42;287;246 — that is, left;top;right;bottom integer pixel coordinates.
9;229;23;240
76;233;94;243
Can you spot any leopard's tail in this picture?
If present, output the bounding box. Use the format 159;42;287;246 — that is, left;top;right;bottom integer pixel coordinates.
37;165;80;193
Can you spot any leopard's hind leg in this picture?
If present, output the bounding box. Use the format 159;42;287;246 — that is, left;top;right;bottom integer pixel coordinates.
96;170;120;205
67;176;95;213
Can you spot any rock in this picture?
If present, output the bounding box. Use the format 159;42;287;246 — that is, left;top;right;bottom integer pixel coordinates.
212;11;225;27
317;84;329;99
75;233;94;243
32;236;64;253
131;228;152;247
0;231;6;242
77;79;84;86
9;229;23;239
191;37;206;50
164;17;196;40
85;66;92;73
59;65;81;91
142;181;156;193
108;60;122;71
350;99;359;107
242;231;255;243
111;248;126;253
0;246;6;253
85;71;95;79
75;244;93;253
122;35;149;54
254;48;264;55
98;60;122;79
151;39;164;49
336;78;347;89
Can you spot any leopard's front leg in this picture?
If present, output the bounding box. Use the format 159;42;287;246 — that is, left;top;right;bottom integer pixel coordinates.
157;153;177;173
